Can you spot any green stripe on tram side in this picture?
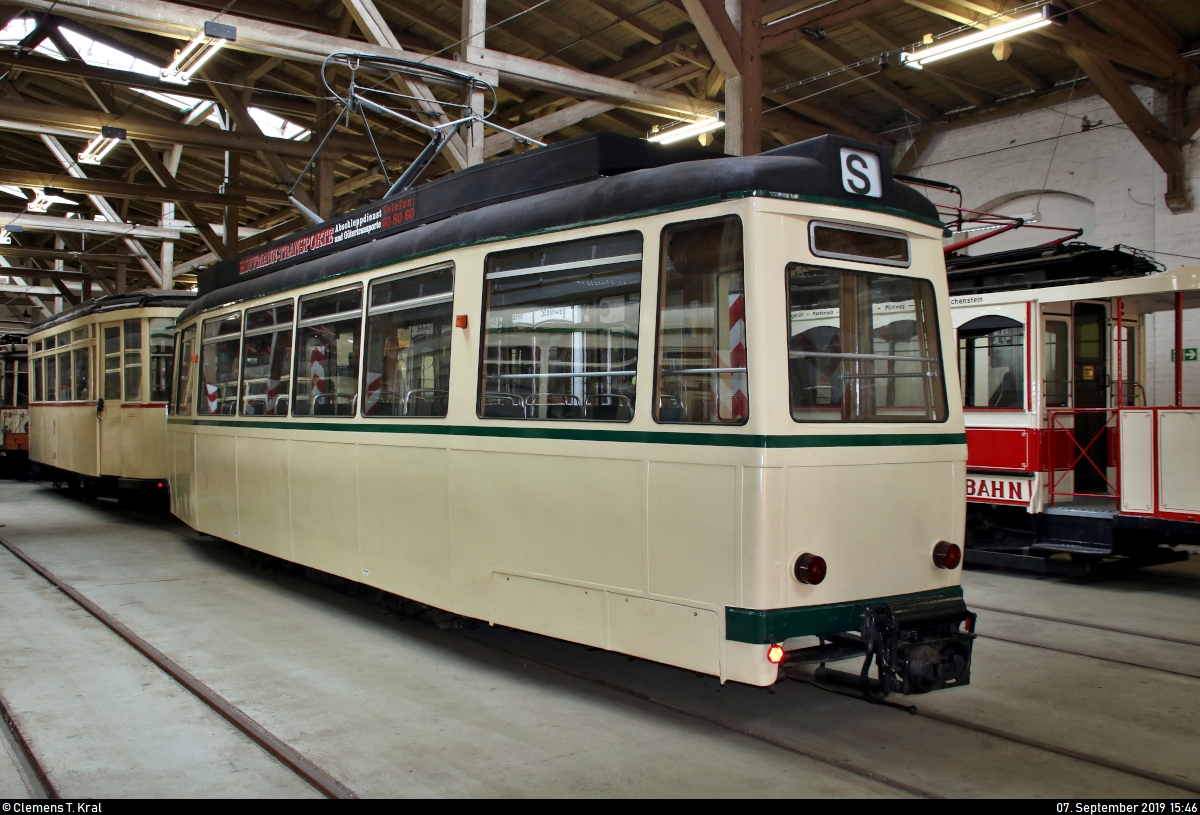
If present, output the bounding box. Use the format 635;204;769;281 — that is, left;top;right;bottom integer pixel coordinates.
167;418;966;449
724;586;964;644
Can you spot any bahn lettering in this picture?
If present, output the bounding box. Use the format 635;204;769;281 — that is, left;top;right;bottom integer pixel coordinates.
238;196;417;276
966;475;1031;503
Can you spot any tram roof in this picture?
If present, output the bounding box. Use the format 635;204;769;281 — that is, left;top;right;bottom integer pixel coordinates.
30;290;198;334
180;132;938;325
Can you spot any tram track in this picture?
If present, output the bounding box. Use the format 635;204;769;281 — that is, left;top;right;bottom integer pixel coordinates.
9;499;1200;799
974;632;1200;680
0;534;358;800
971;603;1200;648
0;690;58;799
457;626;1200;798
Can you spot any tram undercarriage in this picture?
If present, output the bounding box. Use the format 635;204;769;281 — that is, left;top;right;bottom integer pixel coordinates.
777;592;977;698
965;503;1196;576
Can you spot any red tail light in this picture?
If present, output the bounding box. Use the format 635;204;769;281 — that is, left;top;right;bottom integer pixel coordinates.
767;644;785;664
793;553;827;585
933;541;962;570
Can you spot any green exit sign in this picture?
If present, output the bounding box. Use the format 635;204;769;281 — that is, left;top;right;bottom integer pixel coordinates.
1171;348;1199;361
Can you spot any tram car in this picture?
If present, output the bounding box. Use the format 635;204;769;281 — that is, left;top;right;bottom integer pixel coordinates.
945;242;1200;573
28;290;196;495
168;132;976;696
0;334;29;477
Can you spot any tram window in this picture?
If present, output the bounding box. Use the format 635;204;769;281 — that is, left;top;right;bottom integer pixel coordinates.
293;287;362;417
364;266;453;418
480;233;641;421
241;302;293;417
198;313;242;415
1045;320;1069;407
787;264;946;422
44;356;54;402
175;325;197;416
55;331;69;349
149;318;175;403
16;358;26;407
33;358;41;402
72;327;87;344
654;217;746;424
32;341;41;353
43;336;54;351
103;325;121;401
73;347;90;401
810;222;910;267
124;319;143;402
957;317;1023;409
57;351;70;401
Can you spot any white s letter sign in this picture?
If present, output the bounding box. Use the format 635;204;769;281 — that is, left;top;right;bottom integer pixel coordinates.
839;148;881;198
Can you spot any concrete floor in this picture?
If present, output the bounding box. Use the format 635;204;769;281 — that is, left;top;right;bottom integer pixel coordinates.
0;480;1197;798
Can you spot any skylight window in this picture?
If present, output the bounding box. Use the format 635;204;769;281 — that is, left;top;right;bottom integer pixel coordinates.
0;17;310;141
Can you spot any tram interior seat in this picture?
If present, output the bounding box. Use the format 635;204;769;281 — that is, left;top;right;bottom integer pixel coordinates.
657;394;684;422
586;392;631;421
527;394;582;420
482;392;525;418
403;388;449;417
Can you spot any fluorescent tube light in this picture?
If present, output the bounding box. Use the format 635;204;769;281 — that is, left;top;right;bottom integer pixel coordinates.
647;113;725;145
901;8;1058;69
77;126;127;165
161;21;236;85
27;188;78;213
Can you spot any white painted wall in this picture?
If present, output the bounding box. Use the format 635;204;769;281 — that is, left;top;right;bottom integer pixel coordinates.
905;87;1200;405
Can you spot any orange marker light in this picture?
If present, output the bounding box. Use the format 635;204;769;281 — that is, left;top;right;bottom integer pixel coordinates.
767;644;785;665
455;314;468;329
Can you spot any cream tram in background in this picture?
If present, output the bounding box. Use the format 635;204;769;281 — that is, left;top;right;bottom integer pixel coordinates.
0;335;29;477
28;291;195;495
944;243;1200;574
169;133;975;697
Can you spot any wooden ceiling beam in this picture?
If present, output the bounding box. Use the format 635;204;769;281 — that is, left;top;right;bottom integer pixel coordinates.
762;0;904;54
801;36;938;119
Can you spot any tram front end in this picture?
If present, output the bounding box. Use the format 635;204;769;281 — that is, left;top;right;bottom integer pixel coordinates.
723;190;974;700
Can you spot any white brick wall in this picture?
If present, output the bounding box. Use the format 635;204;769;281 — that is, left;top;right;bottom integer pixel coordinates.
905;87;1200;405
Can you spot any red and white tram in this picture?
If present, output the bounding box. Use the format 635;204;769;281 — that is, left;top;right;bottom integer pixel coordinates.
945;242;1200;573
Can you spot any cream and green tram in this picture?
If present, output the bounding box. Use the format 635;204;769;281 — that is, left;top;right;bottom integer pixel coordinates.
169;134;975;696
28;291;195;493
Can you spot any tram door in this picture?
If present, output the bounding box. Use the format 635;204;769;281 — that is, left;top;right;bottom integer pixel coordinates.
1073;302;1108;492
98;322;122;473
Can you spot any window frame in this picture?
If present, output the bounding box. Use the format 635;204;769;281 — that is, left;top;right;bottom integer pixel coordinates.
784;261;948;424
197;310;244;416
239;299;295;418
808;220;911;269
652;215;749;426
363;264;454;420
477;232;644;423
957;317;1027;412
291;284;364;419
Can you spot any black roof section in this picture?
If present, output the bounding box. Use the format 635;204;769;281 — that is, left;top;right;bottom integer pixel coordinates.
946;242;1162;294
182;132;938;324
31;290;197;333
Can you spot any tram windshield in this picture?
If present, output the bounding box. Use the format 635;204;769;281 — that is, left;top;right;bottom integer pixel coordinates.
480;233;641;421
957;316;1024;409
198;313;241;415
240;302;293;416
787;264;946;422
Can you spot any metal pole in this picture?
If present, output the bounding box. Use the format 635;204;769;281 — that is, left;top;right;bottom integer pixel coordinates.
1115;297;1123;408
1176;290;1184;407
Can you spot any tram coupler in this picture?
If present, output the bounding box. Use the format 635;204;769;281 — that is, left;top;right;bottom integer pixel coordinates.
799;594;977;701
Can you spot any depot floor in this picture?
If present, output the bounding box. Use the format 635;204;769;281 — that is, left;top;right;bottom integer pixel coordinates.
1;481;1198;799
